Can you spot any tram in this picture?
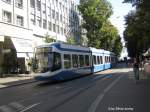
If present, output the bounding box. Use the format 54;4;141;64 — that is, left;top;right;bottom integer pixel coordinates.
34;42;117;81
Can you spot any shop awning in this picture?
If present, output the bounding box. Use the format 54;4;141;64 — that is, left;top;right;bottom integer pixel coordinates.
11;38;34;58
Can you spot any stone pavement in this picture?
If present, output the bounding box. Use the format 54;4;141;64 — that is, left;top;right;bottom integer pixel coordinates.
0;63;149;89
0;73;36;88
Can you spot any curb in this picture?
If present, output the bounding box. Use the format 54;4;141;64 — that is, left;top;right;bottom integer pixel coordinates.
0;79;37;89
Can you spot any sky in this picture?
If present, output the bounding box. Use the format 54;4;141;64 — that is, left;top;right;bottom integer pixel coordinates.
108;0;134;58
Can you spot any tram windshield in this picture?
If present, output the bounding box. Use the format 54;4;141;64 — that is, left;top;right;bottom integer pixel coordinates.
34;47;61;73
35;49;53;73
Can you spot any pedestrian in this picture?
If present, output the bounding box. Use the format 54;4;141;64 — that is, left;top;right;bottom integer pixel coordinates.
133;58;139;81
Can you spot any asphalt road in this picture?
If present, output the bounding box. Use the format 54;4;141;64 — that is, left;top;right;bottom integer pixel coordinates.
0;65;150;112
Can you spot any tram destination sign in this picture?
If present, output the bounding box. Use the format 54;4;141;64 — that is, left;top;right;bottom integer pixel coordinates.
36;47;53;53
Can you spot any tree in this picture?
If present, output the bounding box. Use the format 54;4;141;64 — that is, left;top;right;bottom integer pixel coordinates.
78;0;112;47
66;37;77;45
123;0;150;58
44;33;56;43
78;0;122;56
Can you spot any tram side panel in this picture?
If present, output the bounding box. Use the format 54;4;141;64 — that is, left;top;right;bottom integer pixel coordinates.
90;48;105;73
104;51;111;69
36;43;92;81
52;52;92;81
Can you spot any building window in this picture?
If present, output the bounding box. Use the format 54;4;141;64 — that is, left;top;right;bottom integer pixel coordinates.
43;19;47;29
2;10;12;23
48;22;52;31
59;2;62;9
42;3;46;14
30;0;35;8
63;16;65;23
16;0;23;8
60;14;62;22
37;18;41;27
61;27;63;35
56;0;58;7
31;18;35;25
56;12;59;21
52;10;55;19
53;23;56;32
2;0;11;4
36;0;41;11
57;25;59;34
64;28;66;35
48;7;51;17
16;15;24;26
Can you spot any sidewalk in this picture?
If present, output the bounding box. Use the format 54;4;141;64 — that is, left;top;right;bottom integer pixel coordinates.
0;63;149;89
0;73;36;88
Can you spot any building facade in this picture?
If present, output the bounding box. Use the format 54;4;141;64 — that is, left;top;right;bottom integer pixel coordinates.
0;0;81;74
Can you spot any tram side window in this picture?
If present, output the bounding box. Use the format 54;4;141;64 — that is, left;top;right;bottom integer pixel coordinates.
52;52;61;71
79;55;84;67
93;55;97;65
97;56;100;64
72;54;78;68
100;56;103;64
85;55;90;66
64;54;71;69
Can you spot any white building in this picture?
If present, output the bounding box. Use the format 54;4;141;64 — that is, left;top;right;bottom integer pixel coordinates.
0;0;81;73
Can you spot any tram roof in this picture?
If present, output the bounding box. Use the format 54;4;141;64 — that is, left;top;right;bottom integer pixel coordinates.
36;42;91;52
90;47;104;53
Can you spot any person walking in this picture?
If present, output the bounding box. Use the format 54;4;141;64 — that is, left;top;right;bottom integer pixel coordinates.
133;58;139;82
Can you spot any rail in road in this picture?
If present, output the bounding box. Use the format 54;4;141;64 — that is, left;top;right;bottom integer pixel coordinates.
0;64;149;112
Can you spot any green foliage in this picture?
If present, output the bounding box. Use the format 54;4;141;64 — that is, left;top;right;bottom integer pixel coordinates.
78;0;113;47
124;0;150;58
44;33;56;43
66;37;77;45
78;0;122;56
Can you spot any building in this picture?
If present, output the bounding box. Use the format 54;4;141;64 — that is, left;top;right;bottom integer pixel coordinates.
0;0;81;74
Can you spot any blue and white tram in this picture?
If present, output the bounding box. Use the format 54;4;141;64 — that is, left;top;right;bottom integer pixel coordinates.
104;50;111;69
90;48;105;72
34;42;117;81
34;42;92;81
110;52;117;67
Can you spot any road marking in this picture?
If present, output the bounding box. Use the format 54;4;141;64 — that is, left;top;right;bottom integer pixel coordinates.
92;74;112;81
88;74;124;112
9;102;25;110
0;85;7;88
19;102;41;112
0;105;14;112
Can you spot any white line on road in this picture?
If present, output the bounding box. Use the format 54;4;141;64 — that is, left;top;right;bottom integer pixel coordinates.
9;102;25;110
0;85;8;88
19;102;41;112
0;105;14;112
88;74;124;112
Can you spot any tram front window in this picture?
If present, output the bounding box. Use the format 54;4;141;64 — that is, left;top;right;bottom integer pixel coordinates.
36;52;53;73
